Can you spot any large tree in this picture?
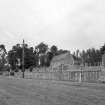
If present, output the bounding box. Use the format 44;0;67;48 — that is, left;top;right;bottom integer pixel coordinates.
35;42;48;66
35;42;48;54
8;43;35;71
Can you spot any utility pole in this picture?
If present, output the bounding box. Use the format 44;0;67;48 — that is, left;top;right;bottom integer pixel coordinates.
22;39;25;78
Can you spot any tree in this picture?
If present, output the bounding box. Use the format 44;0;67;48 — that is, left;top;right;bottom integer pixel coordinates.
8;50;17;71
76;49;80;58
80;50;86;66
35;42;48;54
35;42;48;66
24;46;35;69
8;43;35;71
50;45;58;56
42;51;54;67
0;44;7;71
100;44;105;55
79;48;102;66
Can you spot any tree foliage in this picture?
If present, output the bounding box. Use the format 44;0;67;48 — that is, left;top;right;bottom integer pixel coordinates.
50;45;58;56
5;41;105;72
35;42;48;54
8;43;35;71
0;44;7;71
78;48;102;66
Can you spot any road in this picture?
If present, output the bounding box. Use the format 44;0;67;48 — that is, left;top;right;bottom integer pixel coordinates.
0;77;105;105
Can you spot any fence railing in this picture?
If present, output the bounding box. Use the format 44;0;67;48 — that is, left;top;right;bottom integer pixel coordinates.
15;66;102;83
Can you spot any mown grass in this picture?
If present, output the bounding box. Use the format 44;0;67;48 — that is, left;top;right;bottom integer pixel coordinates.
0;77;105;105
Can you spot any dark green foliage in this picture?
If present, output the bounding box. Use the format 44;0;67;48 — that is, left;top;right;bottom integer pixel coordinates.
35;42;49;67
8;50;17;70
79;48;102;66
35;42;48;54
100;44;105;55
23;46;35;68
6;41;105;69
50;45;58;56
8;43;35;71
0;44;7;71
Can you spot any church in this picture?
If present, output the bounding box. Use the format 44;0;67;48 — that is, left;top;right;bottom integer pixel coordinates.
50;52;80;71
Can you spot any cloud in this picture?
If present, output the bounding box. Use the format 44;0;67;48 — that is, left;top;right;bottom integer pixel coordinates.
0;0;105;52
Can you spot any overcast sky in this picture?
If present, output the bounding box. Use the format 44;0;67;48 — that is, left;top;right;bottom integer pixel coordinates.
0;0;105;52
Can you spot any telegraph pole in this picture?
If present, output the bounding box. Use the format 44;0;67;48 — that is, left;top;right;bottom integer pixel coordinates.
22;39;25;78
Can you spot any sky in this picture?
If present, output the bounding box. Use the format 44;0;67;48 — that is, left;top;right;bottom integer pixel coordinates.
0;0;105;52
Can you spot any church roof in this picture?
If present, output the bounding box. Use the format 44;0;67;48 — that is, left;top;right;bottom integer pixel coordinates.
51;52;73;62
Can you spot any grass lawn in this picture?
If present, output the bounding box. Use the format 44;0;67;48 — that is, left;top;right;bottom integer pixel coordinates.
0;76;105;105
